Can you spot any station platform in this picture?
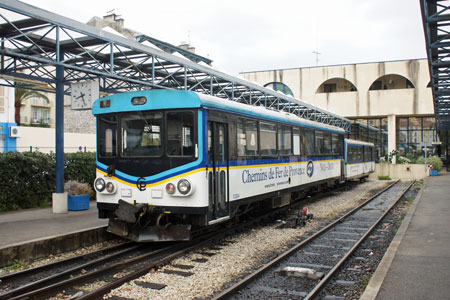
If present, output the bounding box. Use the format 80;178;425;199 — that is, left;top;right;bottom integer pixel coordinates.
361;170;450;300
0;201;107;249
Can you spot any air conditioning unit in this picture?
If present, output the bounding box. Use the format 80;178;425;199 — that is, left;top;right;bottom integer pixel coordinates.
9;126;21;138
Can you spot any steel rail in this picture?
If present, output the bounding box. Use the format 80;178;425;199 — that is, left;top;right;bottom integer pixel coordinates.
211;180;400;300
77;228;235;300
0;242;144;300
4;241;185;300
0;241;134;283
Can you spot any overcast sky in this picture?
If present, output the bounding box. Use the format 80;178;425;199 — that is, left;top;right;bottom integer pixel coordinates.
20;0;426;76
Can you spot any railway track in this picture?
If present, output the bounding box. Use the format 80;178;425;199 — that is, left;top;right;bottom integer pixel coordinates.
0;180;383;300
211;180;412;300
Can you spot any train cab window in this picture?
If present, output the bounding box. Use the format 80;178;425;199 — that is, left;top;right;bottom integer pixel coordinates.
278;125;292;156
305;130;315;155
293;128;301;156
167;111;195;156
122;112;162;157
260;122;277;156
98;115;117;157
237;119;258;156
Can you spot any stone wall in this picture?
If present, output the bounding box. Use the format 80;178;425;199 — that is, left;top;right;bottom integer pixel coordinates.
64;104;96;134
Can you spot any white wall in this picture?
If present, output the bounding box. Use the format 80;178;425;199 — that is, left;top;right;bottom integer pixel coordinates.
0;85;15;123
15;126;96;153
369;163;429;181
242;59;434;118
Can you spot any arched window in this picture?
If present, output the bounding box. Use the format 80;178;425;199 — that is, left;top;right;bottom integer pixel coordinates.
264;82;294;96
316;78;357;93
369;74;414;90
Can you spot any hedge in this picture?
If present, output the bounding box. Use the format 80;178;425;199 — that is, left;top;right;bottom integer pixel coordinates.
0;152;96;212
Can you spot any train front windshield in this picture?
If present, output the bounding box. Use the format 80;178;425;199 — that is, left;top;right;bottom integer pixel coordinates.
97;110;197;177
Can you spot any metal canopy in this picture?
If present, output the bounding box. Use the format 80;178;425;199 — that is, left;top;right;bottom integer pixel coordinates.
136;34;213;65
0;0;350;131
421;0;450;130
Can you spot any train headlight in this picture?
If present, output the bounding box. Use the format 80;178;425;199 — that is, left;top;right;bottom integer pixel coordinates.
95;178;105;192
106;182;115;193
177;179;191;195
166;183;176;194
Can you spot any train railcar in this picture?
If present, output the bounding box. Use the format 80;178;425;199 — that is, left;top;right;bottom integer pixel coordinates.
344;139;375;181
92;89;347;242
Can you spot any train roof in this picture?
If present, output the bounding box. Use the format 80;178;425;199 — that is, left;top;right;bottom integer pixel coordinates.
93;89;345;133
345;139;375;147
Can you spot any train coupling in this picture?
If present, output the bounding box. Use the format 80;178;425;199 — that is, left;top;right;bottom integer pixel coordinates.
107;199;192;242
107;218;191;242
129;224;191;242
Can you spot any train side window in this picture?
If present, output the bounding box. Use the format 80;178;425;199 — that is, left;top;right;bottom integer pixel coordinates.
331;134;341;155
349;146;357;163
323;133;331;155
293;128;301;156
260;122;277;156
315;131;325;154
351;147;356;162
305;130;315;155
237;119;258;156
357;147;363;162
167;111;195;156
278;125;292;156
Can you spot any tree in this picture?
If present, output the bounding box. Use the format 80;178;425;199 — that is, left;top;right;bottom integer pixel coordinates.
15;88;50;125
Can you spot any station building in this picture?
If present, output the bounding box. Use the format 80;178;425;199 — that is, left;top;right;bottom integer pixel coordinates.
241;59;440;161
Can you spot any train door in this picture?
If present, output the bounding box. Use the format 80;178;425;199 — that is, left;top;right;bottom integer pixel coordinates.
207;122;230;223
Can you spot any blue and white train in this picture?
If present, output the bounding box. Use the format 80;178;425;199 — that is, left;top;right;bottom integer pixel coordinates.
344;139;376;180
92;90;375;242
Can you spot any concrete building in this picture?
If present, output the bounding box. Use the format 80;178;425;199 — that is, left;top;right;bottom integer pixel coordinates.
19;92;55;128
241;59;438;160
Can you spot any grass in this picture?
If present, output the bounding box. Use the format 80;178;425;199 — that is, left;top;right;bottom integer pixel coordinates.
393;215;404;233
362;275;372;289
378;175;391;180
406;196;415;203
2;259;28;273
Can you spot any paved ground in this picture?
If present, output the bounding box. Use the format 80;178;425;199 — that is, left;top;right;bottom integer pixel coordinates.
0;201;107;248
363;170;450;300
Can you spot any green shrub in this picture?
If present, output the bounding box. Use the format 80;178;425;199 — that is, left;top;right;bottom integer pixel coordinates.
416;155;443;170
64;152;96;185
378;175;391;180
396;156;411;164
0;151;96;212
0;152;55;211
